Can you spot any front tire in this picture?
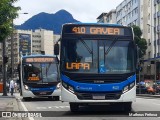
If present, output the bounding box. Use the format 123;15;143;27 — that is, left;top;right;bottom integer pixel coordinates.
54;96;60;101
23;97;31;101
123;102;132;112
70;103;79;112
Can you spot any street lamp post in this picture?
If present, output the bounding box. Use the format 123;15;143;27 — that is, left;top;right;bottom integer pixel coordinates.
11;13;28;79
147;23;156;85
11;20;14;79
2;40;7;96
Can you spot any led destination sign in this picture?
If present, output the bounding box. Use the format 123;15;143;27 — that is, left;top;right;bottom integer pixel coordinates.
24;58;55;63
66;62;90;70
72;27;121;35
63;25;132;35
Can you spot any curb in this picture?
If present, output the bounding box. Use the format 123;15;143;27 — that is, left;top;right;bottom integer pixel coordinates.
1;96;23;120
0;96;15;98
136;94;160;98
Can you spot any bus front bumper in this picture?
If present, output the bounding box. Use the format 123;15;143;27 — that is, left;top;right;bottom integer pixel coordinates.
61;86;136;103
22;89;61;98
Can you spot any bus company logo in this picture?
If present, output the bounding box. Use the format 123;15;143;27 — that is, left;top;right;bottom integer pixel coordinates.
112;86;119;90
2;112;11;117
76;86;92;90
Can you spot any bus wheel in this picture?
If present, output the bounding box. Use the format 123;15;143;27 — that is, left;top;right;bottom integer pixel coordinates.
123;102;132;112
54;96;60;101
70;103;79;112
23;97;31;101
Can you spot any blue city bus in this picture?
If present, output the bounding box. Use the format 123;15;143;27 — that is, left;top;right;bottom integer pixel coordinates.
20;54;61;101
54;23;138;112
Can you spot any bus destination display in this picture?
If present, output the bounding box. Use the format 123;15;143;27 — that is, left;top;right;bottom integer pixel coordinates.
25;58;55;63
63;26;131;35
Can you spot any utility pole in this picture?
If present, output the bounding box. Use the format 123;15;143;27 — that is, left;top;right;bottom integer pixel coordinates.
10;13;28;79
11;20;14;79
2;40;7;96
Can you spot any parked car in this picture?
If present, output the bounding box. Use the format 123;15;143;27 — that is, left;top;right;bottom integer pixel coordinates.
146;86;156;95
136;85;147;94
156;81;160;93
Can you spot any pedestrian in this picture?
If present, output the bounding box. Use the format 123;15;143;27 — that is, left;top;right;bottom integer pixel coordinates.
9;80;14;96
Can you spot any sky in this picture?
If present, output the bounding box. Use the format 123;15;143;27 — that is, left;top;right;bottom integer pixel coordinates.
14;0;123;25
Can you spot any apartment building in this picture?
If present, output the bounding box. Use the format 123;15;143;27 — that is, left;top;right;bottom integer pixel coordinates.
154;0;160;57
116;0;140;26
106;9;117;24
116;0;155;59
97;0;156;79
32;29;54;55
0;30;32;78
16;30;32;57
0;29;57;79
97;13;108;23
97;9;116;24
114;0;155;78
153;0;160;79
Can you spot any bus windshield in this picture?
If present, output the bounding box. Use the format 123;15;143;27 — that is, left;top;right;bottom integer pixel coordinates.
23;62;58;83
62;38;135;74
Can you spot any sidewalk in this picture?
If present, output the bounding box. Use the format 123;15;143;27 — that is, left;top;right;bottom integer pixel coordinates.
0;93;16;112
0;93;21;120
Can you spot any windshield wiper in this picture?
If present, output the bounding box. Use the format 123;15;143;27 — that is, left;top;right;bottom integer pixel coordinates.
80;39;94;65
80;40;93;54
105;37;118;56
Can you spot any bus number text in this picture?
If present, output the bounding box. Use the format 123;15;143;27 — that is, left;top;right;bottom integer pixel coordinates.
66;62;90;70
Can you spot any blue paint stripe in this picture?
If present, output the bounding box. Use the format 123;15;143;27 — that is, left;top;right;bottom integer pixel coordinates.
30;86;56;92
61;74;136;92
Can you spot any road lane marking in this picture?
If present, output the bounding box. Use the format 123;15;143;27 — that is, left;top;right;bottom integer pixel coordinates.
152;103;160;106
20;100;34;120
36;106;69;109
36;107;47;109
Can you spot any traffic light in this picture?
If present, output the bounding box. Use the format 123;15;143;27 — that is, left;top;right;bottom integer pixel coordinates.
3;56;9;64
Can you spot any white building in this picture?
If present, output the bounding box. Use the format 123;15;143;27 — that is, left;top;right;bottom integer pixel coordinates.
97;13;108;23
116;0;155;60
97;10;116;24
106;9;117;24
116;0;140;26
96;0;156;78
0;29;57;79
32;29;54;55
154;0;160;57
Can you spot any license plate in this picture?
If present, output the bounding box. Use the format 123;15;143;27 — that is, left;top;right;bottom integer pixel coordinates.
39;92;47;95
92;95;105;100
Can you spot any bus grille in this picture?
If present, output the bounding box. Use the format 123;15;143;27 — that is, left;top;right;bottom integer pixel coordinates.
76;92;122;100
63;72;134;84
32;91;53;96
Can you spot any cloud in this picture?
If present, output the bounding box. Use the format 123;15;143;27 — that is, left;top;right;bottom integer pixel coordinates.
14;0;123;25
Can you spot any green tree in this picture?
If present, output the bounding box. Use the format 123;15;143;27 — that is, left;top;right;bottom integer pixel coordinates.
132;25;147;58
0;0;20;42
0;0;20;96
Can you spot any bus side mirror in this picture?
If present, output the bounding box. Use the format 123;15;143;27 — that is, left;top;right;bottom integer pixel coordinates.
54;43;59;55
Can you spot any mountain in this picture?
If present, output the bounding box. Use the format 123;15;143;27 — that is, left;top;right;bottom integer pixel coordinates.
15;9;80;34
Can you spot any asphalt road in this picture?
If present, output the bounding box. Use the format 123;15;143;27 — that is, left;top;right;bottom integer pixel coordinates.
14;94;160;120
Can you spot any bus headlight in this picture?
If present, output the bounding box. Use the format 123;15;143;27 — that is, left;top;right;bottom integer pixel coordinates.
62;81;75;94
56;83;61;89
24;85;29;90
130;82;135;88
123;82;135;93
123;86;129;93
68;86;74;93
